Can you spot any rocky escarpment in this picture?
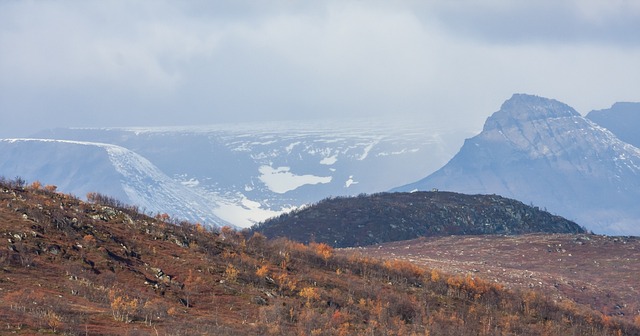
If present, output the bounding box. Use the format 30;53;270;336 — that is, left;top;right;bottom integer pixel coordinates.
252;191;584;247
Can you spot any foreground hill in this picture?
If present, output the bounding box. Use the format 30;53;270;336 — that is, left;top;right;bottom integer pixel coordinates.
1;177;635;335
395;94;640;235
253;191;584;248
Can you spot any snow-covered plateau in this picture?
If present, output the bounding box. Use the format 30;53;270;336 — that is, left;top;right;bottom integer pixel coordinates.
3;119;473;228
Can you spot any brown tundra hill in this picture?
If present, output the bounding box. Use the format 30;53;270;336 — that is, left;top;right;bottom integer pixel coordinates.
350;233;640;326
253;191;585;247
0;177;637;335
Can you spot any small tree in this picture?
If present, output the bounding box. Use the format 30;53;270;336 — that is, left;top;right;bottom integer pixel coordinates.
30;180;42;190
108;288;139;322
224;264;239;283
184;269;204;307
311;242;333;266
44;184;57;193
299;287;320;307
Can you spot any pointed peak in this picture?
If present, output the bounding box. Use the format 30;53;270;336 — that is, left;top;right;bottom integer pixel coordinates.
484;94;580;131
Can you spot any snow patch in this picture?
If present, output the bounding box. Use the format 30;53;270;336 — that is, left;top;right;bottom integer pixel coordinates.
320;154;338;165
376;148;419;157
258;165;332;194
285;141;301;153
358;140;379;160
180;178;200;187
345;176;359;188
214;195;297;227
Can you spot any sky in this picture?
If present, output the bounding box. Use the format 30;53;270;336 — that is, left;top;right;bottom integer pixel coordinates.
1;0;640;137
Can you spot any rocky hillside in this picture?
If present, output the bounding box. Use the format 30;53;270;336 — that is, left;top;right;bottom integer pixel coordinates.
1;177;635;335
253;191;584;248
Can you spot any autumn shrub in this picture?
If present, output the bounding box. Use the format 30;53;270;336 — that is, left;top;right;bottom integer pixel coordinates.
108;288;140;322
224;264;239;283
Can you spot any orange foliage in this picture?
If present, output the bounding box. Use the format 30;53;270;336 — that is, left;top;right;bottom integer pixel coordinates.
82;234;97;247
256;265;269;278
275;272;298;293
299;286;320;307
108;288;139;322
44;184;57;193
30;180;42;190
224;264;239;283
430;269;441;282
310;242;333;263
195;223;206;233
156;213;170;222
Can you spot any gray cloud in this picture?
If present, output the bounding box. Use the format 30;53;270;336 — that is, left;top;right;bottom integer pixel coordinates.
1;1;639;137
419;1;640;46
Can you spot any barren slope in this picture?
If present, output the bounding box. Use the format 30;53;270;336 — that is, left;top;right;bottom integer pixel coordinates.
351;234;640;322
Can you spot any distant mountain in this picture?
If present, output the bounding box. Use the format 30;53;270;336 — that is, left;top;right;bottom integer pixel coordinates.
253;191;584;247
587;102;640;148
395;94;640;236
27;120;474;227
0;139;228;226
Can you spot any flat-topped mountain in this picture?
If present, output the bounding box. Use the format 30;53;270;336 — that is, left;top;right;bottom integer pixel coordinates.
253;191;585;247
395;94;640;235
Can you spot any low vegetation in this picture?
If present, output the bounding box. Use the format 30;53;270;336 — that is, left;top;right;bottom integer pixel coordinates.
0;177;636;335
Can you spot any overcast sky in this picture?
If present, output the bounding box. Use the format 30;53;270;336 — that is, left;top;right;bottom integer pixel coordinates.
1;0;639;137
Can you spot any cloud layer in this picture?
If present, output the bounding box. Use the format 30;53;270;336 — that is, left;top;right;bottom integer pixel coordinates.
1;0;639;137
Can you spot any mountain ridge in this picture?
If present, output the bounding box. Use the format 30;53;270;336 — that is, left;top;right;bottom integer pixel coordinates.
587;102;640;148
395;94;640;235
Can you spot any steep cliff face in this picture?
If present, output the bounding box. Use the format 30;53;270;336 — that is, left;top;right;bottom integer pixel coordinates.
396;94;640;235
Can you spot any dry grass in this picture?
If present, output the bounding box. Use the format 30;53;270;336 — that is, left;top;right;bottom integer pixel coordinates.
350;233;640;322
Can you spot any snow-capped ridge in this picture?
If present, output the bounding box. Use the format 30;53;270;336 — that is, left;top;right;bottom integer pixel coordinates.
396;94;640;235
0;138;229;227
